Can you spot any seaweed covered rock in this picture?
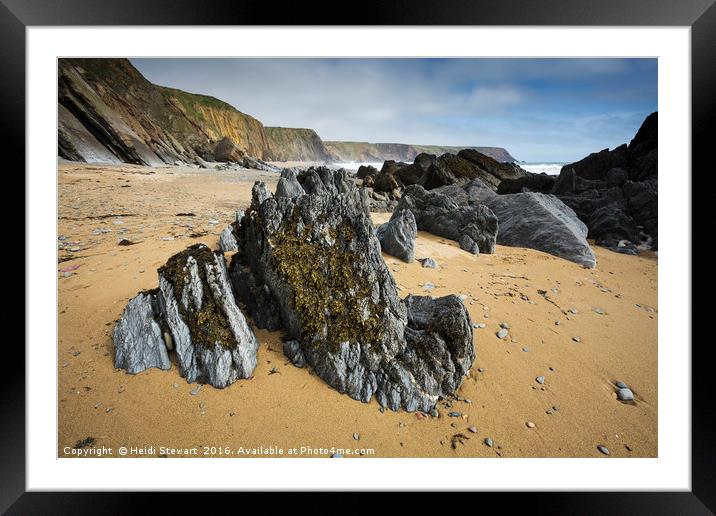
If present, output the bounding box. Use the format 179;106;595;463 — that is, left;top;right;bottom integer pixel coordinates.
394;184;498;255
113;290;171;374
156;244;259;387
376;209;417;263
235;181;475;411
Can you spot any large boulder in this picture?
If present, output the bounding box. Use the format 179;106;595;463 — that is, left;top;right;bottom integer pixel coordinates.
233;180;475;411
376;209;417;262
113;290;171;374
213;137;245;163
394;185;498;255
156;244;259;387
483;192;596;268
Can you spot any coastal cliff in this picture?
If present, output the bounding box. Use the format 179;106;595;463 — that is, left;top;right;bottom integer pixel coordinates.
325;141;517;163
265;127;333;162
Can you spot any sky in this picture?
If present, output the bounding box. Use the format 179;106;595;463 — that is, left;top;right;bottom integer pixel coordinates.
132;58;657;163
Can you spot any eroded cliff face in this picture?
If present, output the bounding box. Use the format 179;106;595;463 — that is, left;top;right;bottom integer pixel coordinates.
58;58;270;165
265;127;333;162
324;141;517;164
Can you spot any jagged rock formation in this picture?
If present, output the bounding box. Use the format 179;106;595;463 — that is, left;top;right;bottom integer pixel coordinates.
265;127;333;162
58;58;270;165
394;185;498;255
368;151;526;195
325;141;518;164
113;244;259;388
232;177;475;411
376;209;417;263
495;112;658;251
113;290;171;374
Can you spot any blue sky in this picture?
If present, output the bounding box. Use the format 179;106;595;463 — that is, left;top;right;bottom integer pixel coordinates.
132;58;657;162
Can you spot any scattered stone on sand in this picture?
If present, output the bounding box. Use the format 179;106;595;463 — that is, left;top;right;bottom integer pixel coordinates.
526;421;535;428
597;445;610;455
448;412;461;418
430;408;439;418
617;388;635;401
572;336;582;343
536;376;545;384
353;432;360;441
421;257;438;269
593;307;605;315
484;437;494;447
468;426;477;433
496;328;509;339
423;282;435;291
499;322;510;330
615;381;628;389
331;453;343;458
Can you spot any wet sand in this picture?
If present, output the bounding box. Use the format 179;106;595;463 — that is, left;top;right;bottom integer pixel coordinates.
57;162;657;458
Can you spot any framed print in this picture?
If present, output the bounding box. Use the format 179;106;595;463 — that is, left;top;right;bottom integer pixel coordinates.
6;0;712;511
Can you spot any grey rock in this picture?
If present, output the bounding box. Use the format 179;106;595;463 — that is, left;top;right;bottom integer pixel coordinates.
597;445;610;455
421;258;438;268
536;375;545;384
448;412;461;418
423;282;435;291
235;180;475;412
615;381;628;389
113;290;171;374
496;328;509;339
572;336;582;343
283;340;306;368
218;225;238;253
481;189;596;268
275;168;306;199
484;437;494;447
468;426;478;433
394;184;497;255
500;322;510;329
156;244;259;388
376;209;417;263
617;388;634;401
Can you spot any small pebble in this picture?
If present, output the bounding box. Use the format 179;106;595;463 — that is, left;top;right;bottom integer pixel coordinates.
597;445;610;455
430;408;439;418
331;453;343;458
468;426;477;433
423;282;435;291
526;421;535;428
484;437;493;447
496;328;509;339
535;376;545;384
593;308;605;315
615;381;628;389
572;336;582;343
499;322;510;329
190;386;202;395
353;433;360;441
448;412;461;418
617;388;634;401
522;347;529;352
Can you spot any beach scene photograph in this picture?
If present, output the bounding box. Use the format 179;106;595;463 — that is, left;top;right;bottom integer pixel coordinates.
57;57;658;459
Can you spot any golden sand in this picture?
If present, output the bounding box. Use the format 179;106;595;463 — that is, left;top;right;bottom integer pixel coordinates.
58;163;657;458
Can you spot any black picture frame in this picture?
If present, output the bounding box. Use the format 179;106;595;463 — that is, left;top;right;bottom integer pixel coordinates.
5;0;710;512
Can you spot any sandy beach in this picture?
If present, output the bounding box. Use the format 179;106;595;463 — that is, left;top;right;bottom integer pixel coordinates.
58;163;657;458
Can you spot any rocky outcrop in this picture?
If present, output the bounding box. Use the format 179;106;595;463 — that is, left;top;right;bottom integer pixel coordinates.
113;290;171;374
376;209;417;262
494;112;658;251
113;244;259;388
275;168;306;198
233;179;475;411
218;225;238;253
482;190;596;268
325;141;518;163
265;127;333;162
370;151;527;197
394;185;498;255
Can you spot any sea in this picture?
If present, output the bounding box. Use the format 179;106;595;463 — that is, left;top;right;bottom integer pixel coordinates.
519;163;566;176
